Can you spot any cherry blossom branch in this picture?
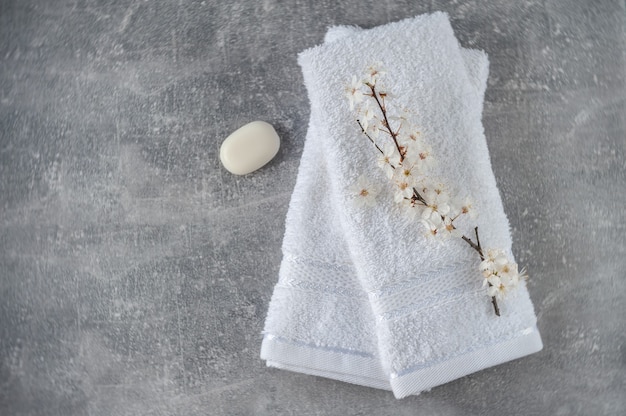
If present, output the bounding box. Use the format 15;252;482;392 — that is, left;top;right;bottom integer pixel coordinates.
347;65;522;317
389;137;502;318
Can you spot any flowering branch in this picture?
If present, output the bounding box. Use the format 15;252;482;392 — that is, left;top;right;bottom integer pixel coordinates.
346;63;526;316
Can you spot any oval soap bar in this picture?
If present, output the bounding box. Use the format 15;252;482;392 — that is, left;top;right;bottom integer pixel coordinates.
219;121;280;175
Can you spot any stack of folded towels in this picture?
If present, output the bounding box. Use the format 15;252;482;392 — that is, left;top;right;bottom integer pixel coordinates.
260;12;542;399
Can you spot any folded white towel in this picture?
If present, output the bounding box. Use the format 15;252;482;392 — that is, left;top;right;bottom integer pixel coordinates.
261;12;542;398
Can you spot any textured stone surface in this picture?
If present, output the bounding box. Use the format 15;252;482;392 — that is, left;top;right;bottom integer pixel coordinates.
1;1;624;415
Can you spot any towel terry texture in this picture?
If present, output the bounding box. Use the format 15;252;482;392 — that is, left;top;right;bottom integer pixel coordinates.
261;12;542;399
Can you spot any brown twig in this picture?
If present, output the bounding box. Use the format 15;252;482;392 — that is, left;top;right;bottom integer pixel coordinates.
490;289;500;316
411;187;427;205
356;120;384;154
461;227;500;316
368;84;404;161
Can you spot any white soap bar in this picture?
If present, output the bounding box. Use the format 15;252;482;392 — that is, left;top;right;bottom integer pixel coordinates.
219;121;280;175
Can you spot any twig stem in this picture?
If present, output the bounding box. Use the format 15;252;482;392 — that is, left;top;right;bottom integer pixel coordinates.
356;120;383;154
461;227;500;316
368;84;403;161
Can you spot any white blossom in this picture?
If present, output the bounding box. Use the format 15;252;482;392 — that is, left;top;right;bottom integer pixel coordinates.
348;175;379;208
486;276;503;298
439;216;462;239
377;143;400;179
400;196;423;220
393;178;414;203
480;248;509;274
345;75;364;110
480;248;524;300
406;139;435;173
398;127;421;148
446;197;463;221
487;277;513;300
394;159;419;187
366;121;381;139
358;101;375;131
420;214;443;237
459;196;477;219
420;185;451;221
364;62;386;86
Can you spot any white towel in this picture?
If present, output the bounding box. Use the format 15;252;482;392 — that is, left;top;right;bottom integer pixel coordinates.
261;12;542;399
261;25;491;391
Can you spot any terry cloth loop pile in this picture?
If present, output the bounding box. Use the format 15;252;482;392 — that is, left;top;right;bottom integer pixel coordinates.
260;12;542;399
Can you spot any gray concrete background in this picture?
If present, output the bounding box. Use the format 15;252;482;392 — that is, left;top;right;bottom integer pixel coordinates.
1;1;624;415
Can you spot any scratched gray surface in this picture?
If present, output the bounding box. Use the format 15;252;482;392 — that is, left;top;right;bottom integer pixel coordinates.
1;1;625;415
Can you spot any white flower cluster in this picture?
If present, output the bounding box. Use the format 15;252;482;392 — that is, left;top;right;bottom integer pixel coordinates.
348;175;380;208
480;249;526;300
